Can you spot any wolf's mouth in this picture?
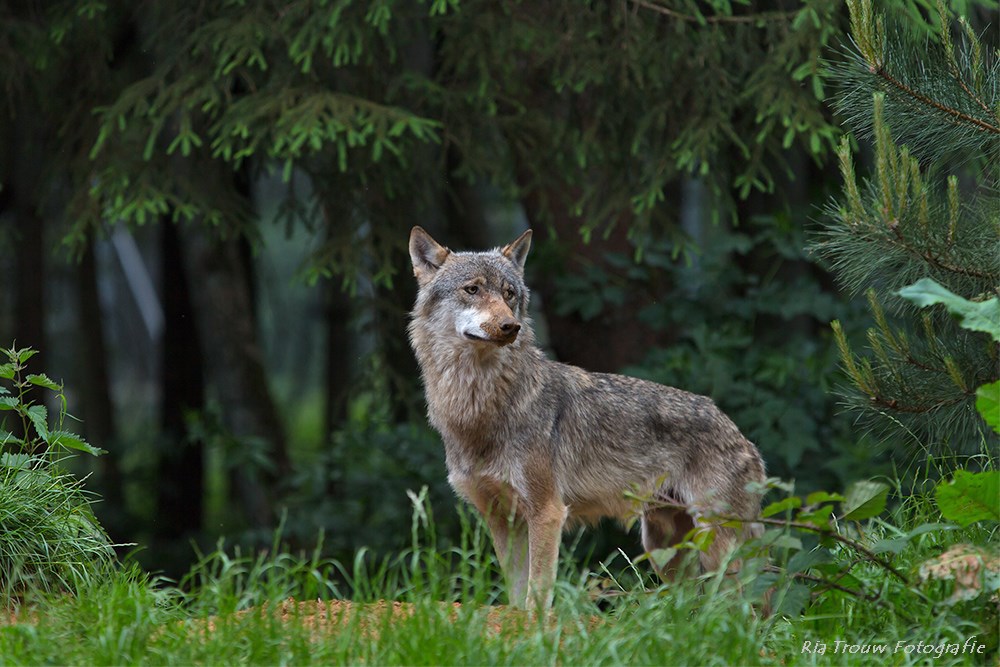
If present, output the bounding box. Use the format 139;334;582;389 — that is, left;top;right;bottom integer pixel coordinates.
463;330;517;346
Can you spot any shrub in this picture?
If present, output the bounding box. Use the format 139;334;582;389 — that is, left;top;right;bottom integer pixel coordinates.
0;345;116;603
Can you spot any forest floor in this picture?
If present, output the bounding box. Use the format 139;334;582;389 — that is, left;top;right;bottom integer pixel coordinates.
197;597;598;638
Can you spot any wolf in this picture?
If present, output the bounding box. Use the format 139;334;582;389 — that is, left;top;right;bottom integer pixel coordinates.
407;226;766;609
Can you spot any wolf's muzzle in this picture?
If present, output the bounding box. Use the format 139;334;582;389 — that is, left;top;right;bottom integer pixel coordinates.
480;317;521;346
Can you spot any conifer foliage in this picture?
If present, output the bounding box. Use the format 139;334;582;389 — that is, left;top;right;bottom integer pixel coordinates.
815;0;999;453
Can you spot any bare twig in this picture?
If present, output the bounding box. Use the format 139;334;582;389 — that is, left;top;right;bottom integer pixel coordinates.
650;499;911;586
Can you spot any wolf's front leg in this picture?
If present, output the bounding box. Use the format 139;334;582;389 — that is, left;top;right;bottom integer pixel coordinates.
525;499;568;611
458;479;532;607
482;513;530;607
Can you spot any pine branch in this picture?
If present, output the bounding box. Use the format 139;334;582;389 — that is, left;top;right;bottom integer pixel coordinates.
869;63;1000;136
836;0;1000;166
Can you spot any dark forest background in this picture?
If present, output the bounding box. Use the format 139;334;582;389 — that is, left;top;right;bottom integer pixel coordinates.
1;0;996;577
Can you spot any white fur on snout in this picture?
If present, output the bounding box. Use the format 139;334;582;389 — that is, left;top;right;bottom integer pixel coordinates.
454;307;490;340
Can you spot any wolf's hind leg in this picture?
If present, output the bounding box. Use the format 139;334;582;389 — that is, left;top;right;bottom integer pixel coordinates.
641;506;696;581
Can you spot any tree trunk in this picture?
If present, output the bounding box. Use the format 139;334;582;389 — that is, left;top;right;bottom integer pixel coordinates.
375;256;421;424
3;111;47;447
323;280;352;436
76;239;124;518
157;221;206;539
517;182;662;373
177;221;289;529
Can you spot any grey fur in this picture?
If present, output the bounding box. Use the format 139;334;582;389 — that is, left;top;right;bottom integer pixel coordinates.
408;226;766;609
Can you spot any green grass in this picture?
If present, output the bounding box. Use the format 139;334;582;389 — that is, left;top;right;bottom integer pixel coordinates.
1;489;996;667
0;455;116;603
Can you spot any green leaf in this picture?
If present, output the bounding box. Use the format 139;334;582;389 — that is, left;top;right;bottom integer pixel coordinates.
17;348;39;363
26;404;49;440
759;531;802;551
797;504;835;528
935;470;1000;526
26;373;61;391
48;430;106;456
0;396;17;410
786;547;832;573
762;496;802;518
805;490;845;506
687;527;716;552
840;480;888;521
776;582;811;616
0;363;15;379
897;278;1000;342
0;430;23;446
0;451;31;469
649;548;677;570
976;381;1000;435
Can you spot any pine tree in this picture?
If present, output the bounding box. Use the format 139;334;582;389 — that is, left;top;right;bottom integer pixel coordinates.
814;0;999;454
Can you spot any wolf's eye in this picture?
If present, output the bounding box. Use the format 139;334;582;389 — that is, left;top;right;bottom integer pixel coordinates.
464;285;479;295
504;287;516;300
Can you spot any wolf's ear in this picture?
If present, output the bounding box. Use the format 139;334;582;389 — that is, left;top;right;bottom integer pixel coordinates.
409;226;450;283
501;229;532;272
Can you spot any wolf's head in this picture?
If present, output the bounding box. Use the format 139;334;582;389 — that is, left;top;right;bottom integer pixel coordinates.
408;226;532;348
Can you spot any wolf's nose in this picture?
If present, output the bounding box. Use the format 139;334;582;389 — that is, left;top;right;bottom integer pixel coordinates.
500;319;521;335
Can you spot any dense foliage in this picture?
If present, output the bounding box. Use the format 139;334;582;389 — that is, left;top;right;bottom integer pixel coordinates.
0;0;996;598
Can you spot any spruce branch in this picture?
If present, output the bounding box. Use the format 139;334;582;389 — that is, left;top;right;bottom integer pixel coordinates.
627;0;797;25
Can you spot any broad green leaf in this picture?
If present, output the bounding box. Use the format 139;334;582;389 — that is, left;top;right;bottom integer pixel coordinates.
0;451;31;468
797;504;835;528
935;470;1000;526
813;562;863;590
762;496;802;518
759;531;802;550
48;430;106;456
0;396;17;410
687;527;716;552
649;548;677;570
17;348;39;363
26;404;49;441
840;480;889;521
0;430;23;446
898;278;1000;342
805;490;845;505
976;381;1000;435
27;373;61;391
776;582;810;616
0;363;15;379
787;548;832;573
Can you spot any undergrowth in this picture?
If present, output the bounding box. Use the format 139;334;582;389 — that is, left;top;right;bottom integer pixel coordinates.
0;478;995;666
0;346;116;604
